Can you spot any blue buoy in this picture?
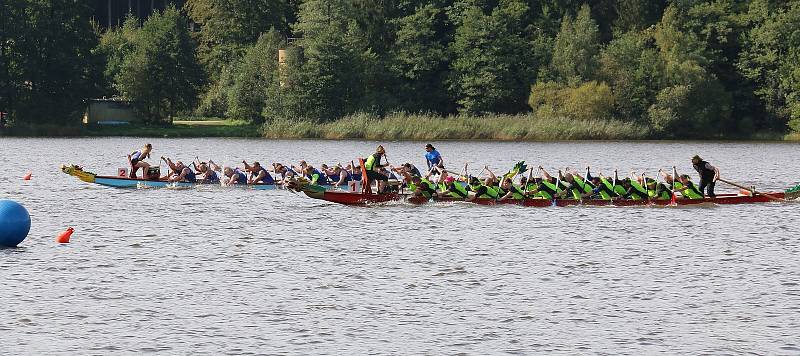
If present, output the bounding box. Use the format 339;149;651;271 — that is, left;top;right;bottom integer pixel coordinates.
0;200;31;247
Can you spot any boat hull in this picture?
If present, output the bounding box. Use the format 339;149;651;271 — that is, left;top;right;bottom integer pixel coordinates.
62;164;348;191
309;191;788;207
305;190;404;204
93;175;282;190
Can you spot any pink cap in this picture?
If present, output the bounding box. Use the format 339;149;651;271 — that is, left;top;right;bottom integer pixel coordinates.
444;176;455;184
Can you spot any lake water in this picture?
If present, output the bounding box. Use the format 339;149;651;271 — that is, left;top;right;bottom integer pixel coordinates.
1;137;799;354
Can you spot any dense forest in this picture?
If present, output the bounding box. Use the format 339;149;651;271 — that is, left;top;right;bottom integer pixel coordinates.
1;0;800;138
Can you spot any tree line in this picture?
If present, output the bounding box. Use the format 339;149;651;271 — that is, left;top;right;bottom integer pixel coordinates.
2;0;800;138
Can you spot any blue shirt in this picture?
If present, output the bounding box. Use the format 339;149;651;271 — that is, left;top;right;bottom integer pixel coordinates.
425;150;442;169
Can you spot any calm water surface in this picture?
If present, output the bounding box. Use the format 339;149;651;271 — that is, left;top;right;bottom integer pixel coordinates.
1;138;799;354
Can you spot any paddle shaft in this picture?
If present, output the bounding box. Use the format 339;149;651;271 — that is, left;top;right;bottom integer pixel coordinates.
717;178;785;202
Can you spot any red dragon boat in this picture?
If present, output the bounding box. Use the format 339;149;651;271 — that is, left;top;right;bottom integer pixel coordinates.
294;158;800;207
300;188;793;207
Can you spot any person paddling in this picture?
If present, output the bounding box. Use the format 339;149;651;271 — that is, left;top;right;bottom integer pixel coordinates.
273;163;296;183
196;161;221;184
466;166;499;201
243;161;275;185
691;155;720;197
674;174;704;199
162;158;196;183
327;165;352;188
498;176;527;201
223;166;248;185
128;143;152;178
304;165;328;185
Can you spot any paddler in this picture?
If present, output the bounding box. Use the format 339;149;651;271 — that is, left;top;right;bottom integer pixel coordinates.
529;167;561;200
409;175;437;198
163;158;196;183
223;166;248;185
403;162;422;177
243;161;275;184
691;155;720;197
364;145;389;193
292;160;308;175
466;166;499;201
432;167;469;199
645;177;672;200
127;143;152;178
326;165;352;187
304;165;328;185
557;168;595;199
619;178;648;200
273;163;296;182
196;161;221;184
498;176;527;201
583;174;618;200
674;174;704;199
439;176;469;199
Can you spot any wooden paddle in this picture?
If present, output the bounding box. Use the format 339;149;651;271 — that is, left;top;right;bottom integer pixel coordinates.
717;178;786;202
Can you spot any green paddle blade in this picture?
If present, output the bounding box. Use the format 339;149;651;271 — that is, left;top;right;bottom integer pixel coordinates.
504;161;526;179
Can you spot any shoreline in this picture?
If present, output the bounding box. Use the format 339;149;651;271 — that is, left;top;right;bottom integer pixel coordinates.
0;115;794;141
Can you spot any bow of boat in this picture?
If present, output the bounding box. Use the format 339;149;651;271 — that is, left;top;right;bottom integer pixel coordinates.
61;164;97;183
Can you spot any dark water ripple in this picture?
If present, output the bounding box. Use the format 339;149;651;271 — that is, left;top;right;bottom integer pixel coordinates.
1;138;799;354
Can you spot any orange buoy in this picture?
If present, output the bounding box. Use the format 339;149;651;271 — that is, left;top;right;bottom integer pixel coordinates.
57;227;74;243
23;172;32;180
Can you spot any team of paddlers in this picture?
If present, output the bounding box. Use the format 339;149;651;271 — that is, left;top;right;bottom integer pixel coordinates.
126;142;722;201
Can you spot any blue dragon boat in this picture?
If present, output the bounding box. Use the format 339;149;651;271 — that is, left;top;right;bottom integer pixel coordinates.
60;164;347;191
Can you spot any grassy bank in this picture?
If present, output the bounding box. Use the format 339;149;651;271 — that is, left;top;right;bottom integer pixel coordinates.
1;119;260;137
3;113;795;140
262;112;651;141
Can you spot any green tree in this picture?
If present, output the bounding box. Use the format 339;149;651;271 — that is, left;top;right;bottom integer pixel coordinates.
450;0;534;114
614;0;667;33
96;15;138;95
0;0;28;124
649;5;732;137
264;0;363;121
390;3;452;112
115;6;204;123
548;4;601;84
226;30;283;123
528;80;615;121
2;0;99;124
185;0;290;77
738;0;800;132
598;29;665;122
